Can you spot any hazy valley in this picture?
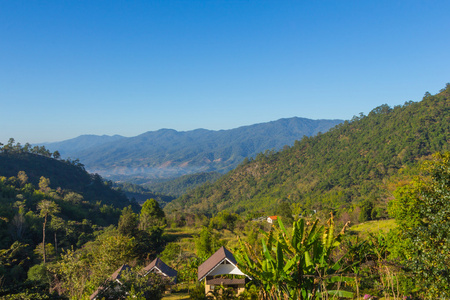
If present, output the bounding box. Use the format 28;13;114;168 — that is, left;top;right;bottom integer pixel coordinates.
41;117;343;182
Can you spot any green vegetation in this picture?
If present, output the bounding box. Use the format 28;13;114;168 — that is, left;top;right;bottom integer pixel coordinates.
0;147;164;299
236;215;355;299
1;147;450;298
388;152;450;298
166;85;450;223
0;141;136;210
348;219;396;238
2;85;450;299
113;181;175;206
145;172;223;198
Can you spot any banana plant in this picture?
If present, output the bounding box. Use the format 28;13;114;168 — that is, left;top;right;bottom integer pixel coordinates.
235;214;357;299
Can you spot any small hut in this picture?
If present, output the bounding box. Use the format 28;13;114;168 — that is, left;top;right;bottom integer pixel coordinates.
267;216;278;224
90;264;131;300
198;246;250;296
143;257;177;292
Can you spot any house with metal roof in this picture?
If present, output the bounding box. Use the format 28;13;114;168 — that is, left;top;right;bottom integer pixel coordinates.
198;246;250;296
89;264;131;300
143;257;177;284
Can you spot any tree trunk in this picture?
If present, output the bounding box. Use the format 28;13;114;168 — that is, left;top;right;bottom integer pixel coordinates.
54;232;57;254
42;214;47;264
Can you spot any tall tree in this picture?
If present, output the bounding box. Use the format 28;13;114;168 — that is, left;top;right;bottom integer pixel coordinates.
139;199;165;230
37;200;60;264
17;171;28;186
38;176;51;193
389;152;450;298
118;206;139;236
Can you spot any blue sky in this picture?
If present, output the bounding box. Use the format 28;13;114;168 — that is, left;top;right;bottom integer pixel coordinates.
1;1;450;143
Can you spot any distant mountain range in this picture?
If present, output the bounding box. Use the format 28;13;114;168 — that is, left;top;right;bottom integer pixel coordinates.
41;117;343;180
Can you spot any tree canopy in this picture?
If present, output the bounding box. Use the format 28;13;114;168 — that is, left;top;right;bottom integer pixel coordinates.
389;152;450;298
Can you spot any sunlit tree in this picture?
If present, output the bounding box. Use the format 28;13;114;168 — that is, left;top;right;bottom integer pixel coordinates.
389;152;450;298
37;200;60;263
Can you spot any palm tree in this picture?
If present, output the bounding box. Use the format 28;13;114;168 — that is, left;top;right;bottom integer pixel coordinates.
37;200;60;264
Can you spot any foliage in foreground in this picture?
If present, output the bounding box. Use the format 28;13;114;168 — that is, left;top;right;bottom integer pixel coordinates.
93;271;169;300
236;215;355;300
389;152;450;298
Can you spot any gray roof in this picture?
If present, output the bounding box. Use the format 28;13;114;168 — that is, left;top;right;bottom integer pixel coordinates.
110;264;131;281
89;264;131;300
198;246;238;281
143;257;177;280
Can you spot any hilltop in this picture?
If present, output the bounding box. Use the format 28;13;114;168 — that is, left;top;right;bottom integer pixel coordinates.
165;85;450;220
0;146;135;210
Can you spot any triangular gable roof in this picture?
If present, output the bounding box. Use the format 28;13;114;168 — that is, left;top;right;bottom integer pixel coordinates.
89;264;131;300
197;246;248;281
143;257;177;279
110;264;131;281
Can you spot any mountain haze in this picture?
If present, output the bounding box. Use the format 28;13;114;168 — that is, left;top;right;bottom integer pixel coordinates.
42;134;125;156
43;117;343;180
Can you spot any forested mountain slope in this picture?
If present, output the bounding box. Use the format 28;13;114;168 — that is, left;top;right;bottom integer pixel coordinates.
113;181;176;205
42;117;343;179
0;149;134;210
144;171;223;197
0;145;166;297
165;85;450;218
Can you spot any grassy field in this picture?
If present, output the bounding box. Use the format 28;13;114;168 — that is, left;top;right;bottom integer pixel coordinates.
164;226;200;254
349;219;397;237
162;293;190;300
161;282;195;299
163;225;252;255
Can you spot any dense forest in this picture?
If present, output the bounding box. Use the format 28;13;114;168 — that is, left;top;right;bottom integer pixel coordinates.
0;140;137;211
0;143;169;299
144;172;223;198
113;181;175;206
165;85;450;222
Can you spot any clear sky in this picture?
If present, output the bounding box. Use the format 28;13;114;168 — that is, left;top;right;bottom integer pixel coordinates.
1;1;450;144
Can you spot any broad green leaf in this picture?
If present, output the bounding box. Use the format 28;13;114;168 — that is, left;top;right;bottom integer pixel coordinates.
276;241;283;273
261;238;274;263
304;251;312;267
326;275;355;283
278;217;287;236
327;290;354;298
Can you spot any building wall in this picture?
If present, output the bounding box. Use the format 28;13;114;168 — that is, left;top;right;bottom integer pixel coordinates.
204;283;246;296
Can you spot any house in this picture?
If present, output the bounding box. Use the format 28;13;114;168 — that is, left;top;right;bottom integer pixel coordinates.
89;264;131;300
267;216;278;224
142;257;177;292
198;246;250;296
143;257;177;282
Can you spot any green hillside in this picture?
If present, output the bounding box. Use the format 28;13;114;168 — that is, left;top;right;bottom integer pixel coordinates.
113;181;176;206
165;84;450;219
144;171;223;197
0;145;136;210
0;146;168;298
